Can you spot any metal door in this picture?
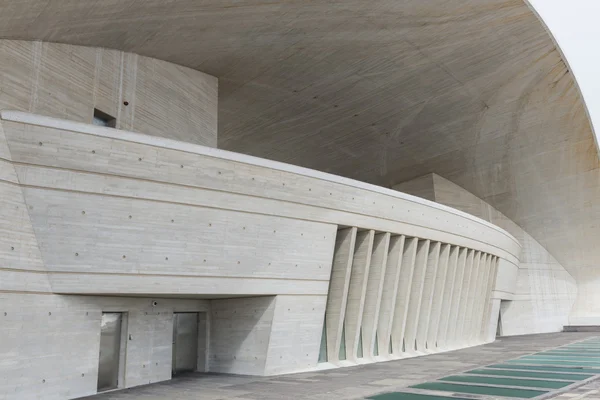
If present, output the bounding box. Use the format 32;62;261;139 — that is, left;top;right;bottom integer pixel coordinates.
97;313;122;392
172;313;198;374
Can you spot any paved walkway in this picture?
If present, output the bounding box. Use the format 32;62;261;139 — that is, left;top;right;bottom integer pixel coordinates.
552;378;600;400
81;333;597;400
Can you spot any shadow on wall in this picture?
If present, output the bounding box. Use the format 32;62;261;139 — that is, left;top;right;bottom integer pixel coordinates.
209;296;276;375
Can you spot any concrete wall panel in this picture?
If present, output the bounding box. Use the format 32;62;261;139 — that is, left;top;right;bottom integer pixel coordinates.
209;296;275;375
0;293;209;400
0;40;217;146
265;295;328;375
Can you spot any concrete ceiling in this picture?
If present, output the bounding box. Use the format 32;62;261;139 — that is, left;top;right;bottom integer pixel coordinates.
0;0;598;277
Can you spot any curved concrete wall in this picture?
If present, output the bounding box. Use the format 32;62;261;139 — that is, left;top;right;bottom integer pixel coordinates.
518;1;600;326
0;108;520;399
0;110;520;281
0;1;594;333
395;174;577;335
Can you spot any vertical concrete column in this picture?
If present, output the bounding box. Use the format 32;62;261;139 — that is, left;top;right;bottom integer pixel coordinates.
325;227;357;362
391;237;418;357
466;252;484;345
403;239;430;355
361;232;390;359
427;243;451;352
446;247;467;349
483;256;496;335
437;245;459;349
487;298;502;341
344;230;374;362
377;235;405;358
482;257;500;342
463;252;481;346
471;254;491;345
455;249;475;348
416;241;440;353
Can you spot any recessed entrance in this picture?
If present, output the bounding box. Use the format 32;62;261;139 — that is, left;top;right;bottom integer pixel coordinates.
172;313;199;375
97;312;123;392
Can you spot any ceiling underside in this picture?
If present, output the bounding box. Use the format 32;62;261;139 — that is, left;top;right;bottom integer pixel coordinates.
0;0;598;277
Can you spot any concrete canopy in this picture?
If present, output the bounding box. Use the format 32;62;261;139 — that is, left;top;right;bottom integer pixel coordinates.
0;1;597;298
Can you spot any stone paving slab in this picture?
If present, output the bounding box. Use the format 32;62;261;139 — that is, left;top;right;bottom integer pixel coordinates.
79;333;597;400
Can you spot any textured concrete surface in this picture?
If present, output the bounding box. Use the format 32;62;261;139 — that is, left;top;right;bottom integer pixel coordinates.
0;4;594;316
395;174;578;336
0;40;217;146
322;228;499;368
81;333;597;400
0;113;521;399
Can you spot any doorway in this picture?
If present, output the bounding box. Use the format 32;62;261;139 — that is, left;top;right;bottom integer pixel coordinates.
97;312;123;392
172;313;199;375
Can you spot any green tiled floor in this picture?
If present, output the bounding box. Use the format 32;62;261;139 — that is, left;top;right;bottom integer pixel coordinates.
410;382;547;398
507;358;600;367
465;368;592;381
440;375;573;389
368;393;470;400
519;356;600;363
439;375;570;389
486;364;600;374
384;338;600;400
529;353;600;358
540;352;600;357
525;355;600;362
561;347;600;350
550;348;600;351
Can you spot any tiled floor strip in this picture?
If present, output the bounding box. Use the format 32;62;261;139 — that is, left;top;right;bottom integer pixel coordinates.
369;337;600;400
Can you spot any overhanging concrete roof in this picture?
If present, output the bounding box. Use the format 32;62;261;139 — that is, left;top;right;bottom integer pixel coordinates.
0;0;597;279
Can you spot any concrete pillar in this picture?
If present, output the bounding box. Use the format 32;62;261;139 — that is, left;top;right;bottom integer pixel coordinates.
344;230;374;362
324;227;357;362
403;239;430;356
377;235;405;358
361;232;390;359
391;237;418;357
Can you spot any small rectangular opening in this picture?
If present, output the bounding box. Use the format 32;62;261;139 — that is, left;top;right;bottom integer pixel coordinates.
93;108;116;128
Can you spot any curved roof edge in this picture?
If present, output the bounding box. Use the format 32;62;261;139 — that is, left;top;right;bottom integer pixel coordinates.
525;0;600;155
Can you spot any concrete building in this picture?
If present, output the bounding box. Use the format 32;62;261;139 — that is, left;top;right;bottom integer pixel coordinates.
0;1;598;399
